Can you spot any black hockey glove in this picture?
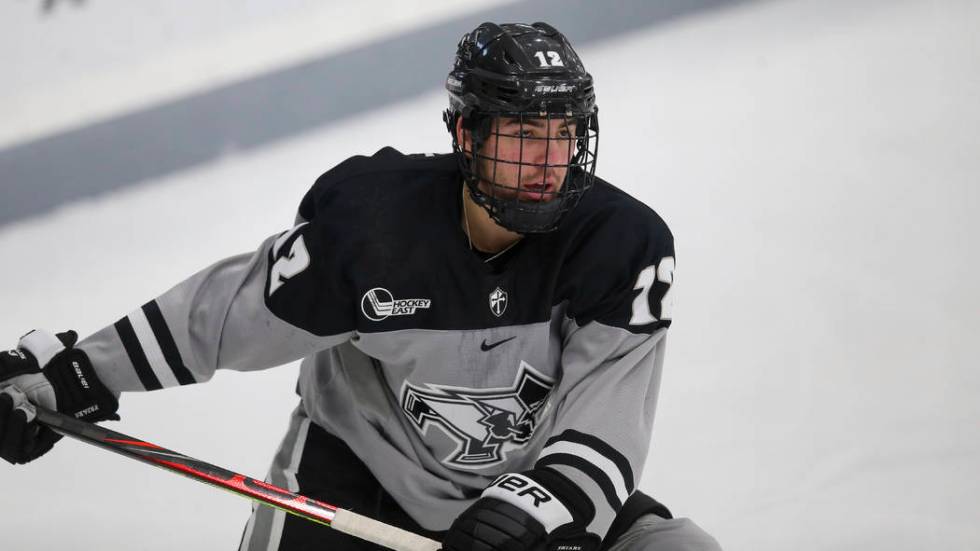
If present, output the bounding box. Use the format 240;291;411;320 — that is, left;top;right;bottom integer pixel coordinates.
0;329;118;464
442;469;600;551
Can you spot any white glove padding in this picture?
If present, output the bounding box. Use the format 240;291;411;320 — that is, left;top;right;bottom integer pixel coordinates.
0;329;66;410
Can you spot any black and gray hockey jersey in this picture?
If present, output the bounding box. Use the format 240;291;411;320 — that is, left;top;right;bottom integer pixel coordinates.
78;147;676;540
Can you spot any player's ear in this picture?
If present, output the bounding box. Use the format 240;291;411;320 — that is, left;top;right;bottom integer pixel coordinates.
455;116;471;156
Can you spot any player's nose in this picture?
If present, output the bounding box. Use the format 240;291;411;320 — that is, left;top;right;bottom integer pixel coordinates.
523;137;571;165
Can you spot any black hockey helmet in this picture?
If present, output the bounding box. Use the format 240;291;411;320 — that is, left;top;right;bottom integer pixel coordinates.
444;22;599;233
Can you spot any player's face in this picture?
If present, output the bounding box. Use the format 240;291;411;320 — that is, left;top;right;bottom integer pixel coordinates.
473;116;578;203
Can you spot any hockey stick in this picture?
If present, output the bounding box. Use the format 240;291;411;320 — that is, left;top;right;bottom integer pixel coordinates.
32;405;442;551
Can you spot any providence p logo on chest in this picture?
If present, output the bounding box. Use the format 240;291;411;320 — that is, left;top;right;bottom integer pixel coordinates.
360;287;432;321
400;362;555;469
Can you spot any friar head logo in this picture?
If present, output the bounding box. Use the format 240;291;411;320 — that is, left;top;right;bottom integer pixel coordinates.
400;362;554;469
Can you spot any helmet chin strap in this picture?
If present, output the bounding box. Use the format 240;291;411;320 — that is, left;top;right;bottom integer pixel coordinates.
494;198;564;233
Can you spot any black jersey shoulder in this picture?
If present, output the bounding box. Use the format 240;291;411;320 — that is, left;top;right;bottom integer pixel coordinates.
552;176;675;333
268;148;462;336
560;176;673;243
297;147;458;222
296;147;461;282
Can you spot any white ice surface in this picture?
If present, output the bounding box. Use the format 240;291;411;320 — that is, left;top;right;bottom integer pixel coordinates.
2;0;979;549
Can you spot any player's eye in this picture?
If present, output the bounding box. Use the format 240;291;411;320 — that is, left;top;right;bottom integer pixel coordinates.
498;125;527;138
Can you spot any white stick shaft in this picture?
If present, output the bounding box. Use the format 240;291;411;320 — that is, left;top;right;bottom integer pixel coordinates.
332;509;441;551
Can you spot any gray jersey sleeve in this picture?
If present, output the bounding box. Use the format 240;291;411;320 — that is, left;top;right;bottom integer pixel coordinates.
536;321;667;539
78;223;354;394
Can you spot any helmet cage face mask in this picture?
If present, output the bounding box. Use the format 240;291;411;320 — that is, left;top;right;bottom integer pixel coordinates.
444;22;599;234
449;109;598;234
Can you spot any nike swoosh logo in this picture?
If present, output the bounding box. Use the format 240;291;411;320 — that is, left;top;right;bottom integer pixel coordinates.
480;336;516;352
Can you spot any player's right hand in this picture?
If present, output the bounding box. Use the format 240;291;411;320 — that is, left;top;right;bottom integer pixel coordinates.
442;495;547;551
0;329;119;464
442;470;600;551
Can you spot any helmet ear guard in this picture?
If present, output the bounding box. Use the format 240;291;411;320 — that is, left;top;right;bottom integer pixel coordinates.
444;22;599;234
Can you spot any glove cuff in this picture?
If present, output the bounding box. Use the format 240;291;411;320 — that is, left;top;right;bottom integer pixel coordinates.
481;472;574;533
481;468;598;531
524;467;596;527
44;348;119;422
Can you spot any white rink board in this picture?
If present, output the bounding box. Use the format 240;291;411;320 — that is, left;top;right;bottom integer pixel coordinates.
1;0;978;549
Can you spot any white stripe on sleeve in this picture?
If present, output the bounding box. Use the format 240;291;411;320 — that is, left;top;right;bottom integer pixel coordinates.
538;440;631;506
127;308;180;389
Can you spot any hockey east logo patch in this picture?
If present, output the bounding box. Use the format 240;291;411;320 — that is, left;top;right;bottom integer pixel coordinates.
360;287;431;321
400;362;554;469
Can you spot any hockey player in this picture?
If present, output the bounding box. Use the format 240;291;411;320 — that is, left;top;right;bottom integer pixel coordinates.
0;22;721;551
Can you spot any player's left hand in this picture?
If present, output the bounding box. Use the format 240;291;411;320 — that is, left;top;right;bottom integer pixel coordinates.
0;329;119;464
442;470;600;551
